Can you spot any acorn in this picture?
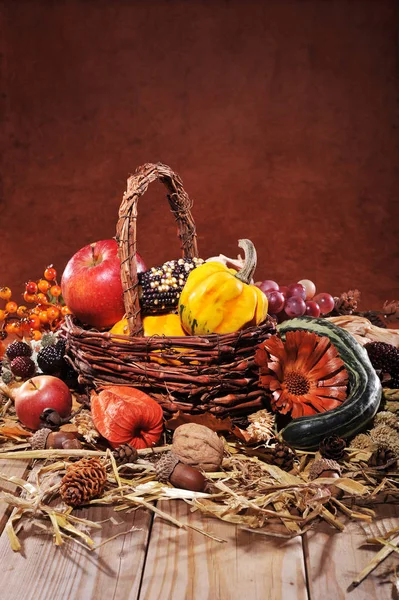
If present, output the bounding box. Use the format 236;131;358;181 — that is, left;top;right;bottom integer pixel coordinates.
308;457;343;499
155;451;206;492
308;458;342;480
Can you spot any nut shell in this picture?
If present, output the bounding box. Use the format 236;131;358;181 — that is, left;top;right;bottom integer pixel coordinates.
172;423;224;472
61;438;83;450
46;431;80;449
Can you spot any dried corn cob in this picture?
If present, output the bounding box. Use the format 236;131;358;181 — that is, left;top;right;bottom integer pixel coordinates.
139;257;204;314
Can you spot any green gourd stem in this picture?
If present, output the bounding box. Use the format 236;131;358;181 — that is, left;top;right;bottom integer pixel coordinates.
235;239;257;284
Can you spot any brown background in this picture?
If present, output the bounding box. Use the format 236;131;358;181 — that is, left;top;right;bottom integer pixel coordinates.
1;0;398;310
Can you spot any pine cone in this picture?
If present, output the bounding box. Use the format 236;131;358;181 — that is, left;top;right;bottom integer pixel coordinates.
368;447;397;469
112;444;138;466
264;442;296;471
59;457;107;507
319;435;346;460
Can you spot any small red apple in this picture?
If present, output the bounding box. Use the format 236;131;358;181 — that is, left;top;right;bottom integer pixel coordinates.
14;375;73;431
61;239;146;329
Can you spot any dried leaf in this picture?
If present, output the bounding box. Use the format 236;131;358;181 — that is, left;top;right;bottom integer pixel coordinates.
165;411;235;433
60;424;79;434
0;423;32;439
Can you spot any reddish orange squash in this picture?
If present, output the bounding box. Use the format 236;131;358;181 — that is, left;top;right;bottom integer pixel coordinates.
91;386;164;449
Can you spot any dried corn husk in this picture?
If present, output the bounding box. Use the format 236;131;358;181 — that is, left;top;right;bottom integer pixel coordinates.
327;315;399;347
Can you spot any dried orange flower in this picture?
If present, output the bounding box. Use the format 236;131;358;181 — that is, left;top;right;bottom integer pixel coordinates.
255;330;349;418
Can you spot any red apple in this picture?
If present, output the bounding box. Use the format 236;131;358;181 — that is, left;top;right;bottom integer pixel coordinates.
61;239;146;329
15;375;72;431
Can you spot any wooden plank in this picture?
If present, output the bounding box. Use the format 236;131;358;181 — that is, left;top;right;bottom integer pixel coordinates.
0;458;30;534
139;500;309;600
304;503;399;599
0;504;153;600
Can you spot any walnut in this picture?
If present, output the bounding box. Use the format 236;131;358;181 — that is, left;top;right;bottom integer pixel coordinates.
172;423;224;472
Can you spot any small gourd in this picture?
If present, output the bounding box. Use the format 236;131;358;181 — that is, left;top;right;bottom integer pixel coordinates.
178;239;268;335
277;317;382;449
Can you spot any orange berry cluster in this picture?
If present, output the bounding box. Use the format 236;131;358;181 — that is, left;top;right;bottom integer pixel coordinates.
0;265;71;342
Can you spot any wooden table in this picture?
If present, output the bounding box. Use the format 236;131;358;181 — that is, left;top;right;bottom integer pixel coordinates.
0;457;397;600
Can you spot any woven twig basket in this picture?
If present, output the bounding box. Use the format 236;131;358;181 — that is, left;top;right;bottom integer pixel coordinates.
63;163;275;421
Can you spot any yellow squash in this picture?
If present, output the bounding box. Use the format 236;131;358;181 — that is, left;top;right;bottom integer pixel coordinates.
179;239;268;335
142;314;186;337
110;314;186;338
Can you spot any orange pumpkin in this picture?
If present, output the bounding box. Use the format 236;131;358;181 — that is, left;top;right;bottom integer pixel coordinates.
91;386;164;449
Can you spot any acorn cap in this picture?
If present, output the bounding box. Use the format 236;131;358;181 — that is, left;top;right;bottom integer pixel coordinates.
29;428;52;450
309;458;342;481
154;452;180;483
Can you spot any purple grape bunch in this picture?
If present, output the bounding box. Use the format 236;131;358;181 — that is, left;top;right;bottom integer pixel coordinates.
255;278;335;321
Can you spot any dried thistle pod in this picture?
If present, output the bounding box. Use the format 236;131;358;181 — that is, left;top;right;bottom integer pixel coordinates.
172;423;224;472
349;433;375;451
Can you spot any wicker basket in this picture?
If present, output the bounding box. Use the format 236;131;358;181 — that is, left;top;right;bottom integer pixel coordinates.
63;163;275;421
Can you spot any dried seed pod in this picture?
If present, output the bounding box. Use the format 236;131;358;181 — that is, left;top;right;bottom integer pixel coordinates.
39;408;62;429
172;423;224;471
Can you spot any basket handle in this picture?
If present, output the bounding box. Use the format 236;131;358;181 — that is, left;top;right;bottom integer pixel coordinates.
116;162;199;336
